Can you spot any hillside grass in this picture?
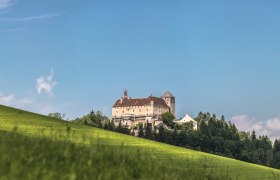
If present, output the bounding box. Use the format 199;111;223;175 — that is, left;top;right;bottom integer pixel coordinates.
0;105;280;179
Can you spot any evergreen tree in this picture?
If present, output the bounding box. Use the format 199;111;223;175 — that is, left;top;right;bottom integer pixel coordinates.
157;125;165;142
138;123;144;138
199;120;209;137
104;122;109;130
273;139;280;168
221;115;225;122
117;121;122;133
252;131;257;141
144;122;154;140
107;120;115;131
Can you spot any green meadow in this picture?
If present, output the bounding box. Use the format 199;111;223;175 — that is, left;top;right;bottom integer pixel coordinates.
0;105;280;179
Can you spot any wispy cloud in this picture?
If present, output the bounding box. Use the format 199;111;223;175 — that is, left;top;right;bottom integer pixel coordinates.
36;69;58;96
0;27;27;32
0;0;14;10
230;114;280;142
0;12;63;22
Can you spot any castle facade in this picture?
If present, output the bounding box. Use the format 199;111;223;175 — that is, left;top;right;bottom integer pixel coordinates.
112;90;175;129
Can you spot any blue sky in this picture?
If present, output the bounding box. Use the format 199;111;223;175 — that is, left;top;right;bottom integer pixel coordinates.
1;0;280;139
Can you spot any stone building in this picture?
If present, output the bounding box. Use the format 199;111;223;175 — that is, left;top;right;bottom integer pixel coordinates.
112;90;175;129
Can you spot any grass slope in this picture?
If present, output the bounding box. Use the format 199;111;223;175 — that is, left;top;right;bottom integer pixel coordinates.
0;105;280;179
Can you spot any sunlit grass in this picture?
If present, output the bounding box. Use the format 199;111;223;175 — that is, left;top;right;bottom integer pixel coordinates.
0;105;280;179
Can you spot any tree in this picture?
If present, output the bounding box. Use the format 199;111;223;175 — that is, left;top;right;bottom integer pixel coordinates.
210;136;224;154
144;122;154;140
89;111;105;128
273;139;280;168
117;121;122;132
251;131;257;141
48;112;65;120
138;123;144;138
73;110;109;128
199;120;209;137
161;112;175;128
172;126;179;146
240;149;250;162
181;122;194;132
157;125;165;142
107;120;115;131
221;115;225;122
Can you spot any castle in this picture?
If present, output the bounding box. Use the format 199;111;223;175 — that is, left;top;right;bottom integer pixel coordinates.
112;90;175;129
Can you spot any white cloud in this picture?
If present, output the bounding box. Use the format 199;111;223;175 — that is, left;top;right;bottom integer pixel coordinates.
0;92;14;105
0;27;27;32
0;12;63;22
0;0;14;10
230;115;258;132
230;115;280;142
266;118;280;131
36;69;57;95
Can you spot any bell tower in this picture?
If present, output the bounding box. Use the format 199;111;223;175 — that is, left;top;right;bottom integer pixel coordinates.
161;91;176;117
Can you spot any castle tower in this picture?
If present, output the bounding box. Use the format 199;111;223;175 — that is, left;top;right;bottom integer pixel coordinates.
124;89;128;99
161;91;176;117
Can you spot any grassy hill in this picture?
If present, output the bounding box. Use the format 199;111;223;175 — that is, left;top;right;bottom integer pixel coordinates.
0;105;280;179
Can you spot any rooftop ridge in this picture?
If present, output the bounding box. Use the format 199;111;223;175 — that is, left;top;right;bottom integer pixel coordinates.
113;96;169;108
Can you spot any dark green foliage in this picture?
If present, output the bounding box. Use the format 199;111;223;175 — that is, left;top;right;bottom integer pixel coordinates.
104;120;115;131
73;110;279;170
144;122;154;140
156;125;166;142
252;130;257;141
273;139;280;168
116;121;130;135
72;110;109;128
117;121;122;132
138;123;144;138
151;112;276;169
161;112;175;128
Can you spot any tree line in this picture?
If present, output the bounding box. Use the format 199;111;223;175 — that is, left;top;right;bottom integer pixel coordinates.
71;111;280;169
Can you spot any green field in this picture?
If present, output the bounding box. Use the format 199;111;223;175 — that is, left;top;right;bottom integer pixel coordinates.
0;105;280;179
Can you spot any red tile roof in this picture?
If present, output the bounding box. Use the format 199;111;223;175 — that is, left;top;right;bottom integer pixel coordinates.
113;96;169;108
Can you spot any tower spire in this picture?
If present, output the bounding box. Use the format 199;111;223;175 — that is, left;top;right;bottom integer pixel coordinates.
124;88;128;99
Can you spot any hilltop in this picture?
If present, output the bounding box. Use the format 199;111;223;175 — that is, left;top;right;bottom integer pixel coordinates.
0;105;280;179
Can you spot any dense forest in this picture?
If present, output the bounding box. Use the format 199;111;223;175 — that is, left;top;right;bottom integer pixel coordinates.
71;111;280;169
